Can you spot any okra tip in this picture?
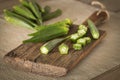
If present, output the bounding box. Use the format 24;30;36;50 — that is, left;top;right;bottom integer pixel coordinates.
65;18;72;25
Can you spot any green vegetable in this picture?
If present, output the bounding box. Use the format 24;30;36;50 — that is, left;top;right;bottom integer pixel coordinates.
70;29;87;43
40;37;67;54
23;24;69;43
84;37;91;44
77;24;88;37
73;37;91;51
34;18;72;31
77;29;87;37
43;5;51;16
77;38;86;46
87;19;100;39
36;2;44;13
73;43;82;50
19;0;29;7
51;18;72;26
20;0;44;15
70;33;79;42
29;1;42;24
4;15;34;30
4;9;37;28
79;24;87;32
4;0;63;30
42;9;62;21
13;5;36;20
58;43;69;54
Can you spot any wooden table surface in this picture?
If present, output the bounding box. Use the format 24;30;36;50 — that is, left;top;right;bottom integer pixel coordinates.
0;0;120;80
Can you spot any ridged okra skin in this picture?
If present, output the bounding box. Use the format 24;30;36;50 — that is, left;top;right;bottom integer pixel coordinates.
20;0;29;8
42;6;51;16
4;9;37;28
29;1;42;24
13;5;36;20
40;37;67;54
87;19;100;39
42;9;62;21
23;24;69;43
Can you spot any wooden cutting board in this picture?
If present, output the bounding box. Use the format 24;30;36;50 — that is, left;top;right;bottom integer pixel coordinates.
4;11;107;77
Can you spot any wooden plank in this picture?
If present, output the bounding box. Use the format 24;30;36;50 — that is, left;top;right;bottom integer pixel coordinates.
4;11;107;77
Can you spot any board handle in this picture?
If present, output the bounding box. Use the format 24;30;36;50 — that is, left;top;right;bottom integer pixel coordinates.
83;1;110;26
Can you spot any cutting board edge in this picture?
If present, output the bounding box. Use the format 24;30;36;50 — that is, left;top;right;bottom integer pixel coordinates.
3;56;68;77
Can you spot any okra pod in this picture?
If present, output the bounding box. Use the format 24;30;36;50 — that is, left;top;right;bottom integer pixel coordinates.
29;1;42;24
42;9;62;21
23;24;69;43
87;19;100;39
49;18;72;27
19;0;29;8
40;37;67;54
4;15;34;30
57;18;72;25
36;2;44;13
4;9;38;28
42;5;51;16
13;5;36;20
33;18;72;32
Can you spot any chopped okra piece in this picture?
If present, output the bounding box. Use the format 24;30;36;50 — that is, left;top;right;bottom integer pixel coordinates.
84;37;91;44
77;29;86;37
79;24;87;32
77;38;86;46
70;33;79;42
73;43;82;50
59;43;69;54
